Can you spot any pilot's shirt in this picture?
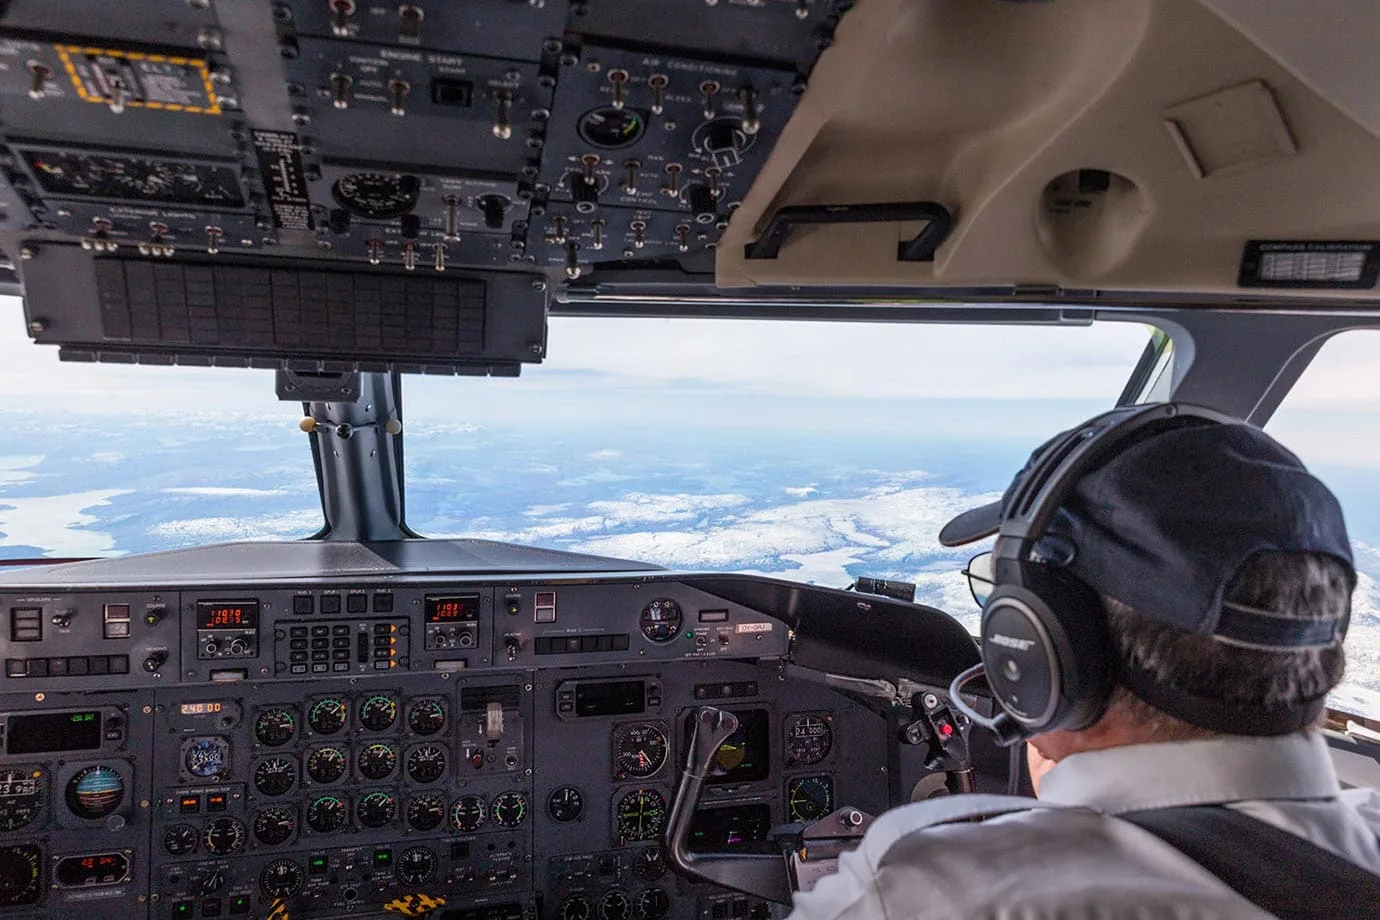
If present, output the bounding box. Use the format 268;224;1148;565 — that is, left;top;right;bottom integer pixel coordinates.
786;731;1380;920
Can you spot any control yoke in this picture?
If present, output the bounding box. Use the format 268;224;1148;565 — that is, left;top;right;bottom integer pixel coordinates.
664;707;874;904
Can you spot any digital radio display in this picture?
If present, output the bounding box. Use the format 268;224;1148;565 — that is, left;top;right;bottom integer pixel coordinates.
7;711;102;755
425;595;481;624
195;601;259;630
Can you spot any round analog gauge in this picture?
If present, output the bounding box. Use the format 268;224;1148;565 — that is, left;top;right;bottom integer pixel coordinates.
634;846;667;883
636;888;670;920
491;792;528;828
398;846;438;885
0;844;41;907
202;816;246;856
787;775;834;823
560;896;591;920
0;768;43;832
449;795;487;833
785;715;834;766
308;698;348;735
163;824;199;856
331;172;422;220
548;785;583;822
407;793;445;832
577;106;646;149
638;599;683;643
407;699;446;736
253;756;297;797
599;889;631;920
359;742;398;780
306;747;347;784
254;708;297;747
253;806;297;846
184;738;230;779
359;695;398;732
306;795;347;833
357;791;397;828
615;789;667;843
614;724;668;778
260;858;304;900
406;745;446;784
65;765;124;819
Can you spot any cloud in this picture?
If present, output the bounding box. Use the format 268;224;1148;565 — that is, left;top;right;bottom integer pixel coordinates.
783;485;818;497
149;511;323;542
163;487;290;497
585;449;625;461
0;490;132;557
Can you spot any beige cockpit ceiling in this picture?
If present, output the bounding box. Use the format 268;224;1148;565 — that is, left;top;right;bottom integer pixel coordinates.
716;0;1380;299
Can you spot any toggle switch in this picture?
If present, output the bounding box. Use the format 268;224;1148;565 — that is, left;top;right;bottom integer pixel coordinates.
607;69;628;110
492;90;512;139
329;71;352;110
648;74;668;115
329;0;356;37
388;78;409;116
27;61;50;100
699;80;720;120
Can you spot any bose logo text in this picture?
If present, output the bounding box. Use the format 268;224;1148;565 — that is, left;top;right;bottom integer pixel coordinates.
989;634;1036;651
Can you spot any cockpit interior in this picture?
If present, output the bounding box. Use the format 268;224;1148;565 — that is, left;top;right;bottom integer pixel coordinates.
0;1;1378;918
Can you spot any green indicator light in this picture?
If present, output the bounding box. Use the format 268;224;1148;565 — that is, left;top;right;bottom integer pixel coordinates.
684;631;694;640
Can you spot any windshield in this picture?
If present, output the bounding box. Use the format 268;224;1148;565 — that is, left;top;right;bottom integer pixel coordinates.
403;316;1153;628
1;300;1148;607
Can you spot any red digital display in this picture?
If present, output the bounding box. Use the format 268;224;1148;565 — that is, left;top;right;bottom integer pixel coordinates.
425;595;481;623
195;601;259;630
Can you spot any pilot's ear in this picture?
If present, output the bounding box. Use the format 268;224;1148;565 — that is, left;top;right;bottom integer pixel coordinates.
1026;743;1056;797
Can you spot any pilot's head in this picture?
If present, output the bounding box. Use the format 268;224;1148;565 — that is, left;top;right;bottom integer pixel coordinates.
941;405;1356;756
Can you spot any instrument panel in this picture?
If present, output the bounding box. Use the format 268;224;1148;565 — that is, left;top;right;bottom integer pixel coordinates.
0;573;938;919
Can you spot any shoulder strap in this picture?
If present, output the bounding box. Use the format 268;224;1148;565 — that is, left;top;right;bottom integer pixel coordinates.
1120;805;1380;920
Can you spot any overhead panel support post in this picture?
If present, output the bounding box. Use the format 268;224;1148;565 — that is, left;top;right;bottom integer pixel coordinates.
299;371;411;542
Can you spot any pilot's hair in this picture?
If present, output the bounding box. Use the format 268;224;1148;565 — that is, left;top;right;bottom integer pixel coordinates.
1101;551;1351;738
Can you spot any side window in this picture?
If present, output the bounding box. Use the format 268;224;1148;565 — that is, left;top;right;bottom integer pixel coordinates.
1267;330;1380;720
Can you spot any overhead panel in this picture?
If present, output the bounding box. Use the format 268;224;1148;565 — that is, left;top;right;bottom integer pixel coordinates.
0;0;854;369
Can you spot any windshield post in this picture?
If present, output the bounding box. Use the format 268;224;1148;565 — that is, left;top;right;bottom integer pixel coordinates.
307;371;410;542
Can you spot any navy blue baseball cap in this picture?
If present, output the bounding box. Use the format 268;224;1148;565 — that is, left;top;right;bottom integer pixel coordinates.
940;412;1356;647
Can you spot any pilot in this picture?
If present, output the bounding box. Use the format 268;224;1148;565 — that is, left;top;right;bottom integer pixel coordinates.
786;406;1380;919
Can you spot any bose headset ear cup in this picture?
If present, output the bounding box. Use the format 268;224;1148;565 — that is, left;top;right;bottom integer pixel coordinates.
980;564;1115;734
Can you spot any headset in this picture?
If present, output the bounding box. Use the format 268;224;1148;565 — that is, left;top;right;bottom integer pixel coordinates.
948;402;1238;747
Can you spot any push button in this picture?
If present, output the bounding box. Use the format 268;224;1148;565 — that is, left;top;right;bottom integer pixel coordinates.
293;596;315;615
347;594;368;614
320;595;341;615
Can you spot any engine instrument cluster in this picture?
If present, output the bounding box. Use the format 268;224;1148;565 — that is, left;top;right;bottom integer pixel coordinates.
0;561;972;920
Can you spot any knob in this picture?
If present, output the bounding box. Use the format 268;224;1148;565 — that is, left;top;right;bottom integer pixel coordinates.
503;634;521;660
478;195;508;230
571;173;599;214
203;640;220;655
687;185;717;223
201;870;225;894
700;120;745;159
328;208;351;235
144;608;165;626
228;638;249;656
505;598;521;617
142;651;168;673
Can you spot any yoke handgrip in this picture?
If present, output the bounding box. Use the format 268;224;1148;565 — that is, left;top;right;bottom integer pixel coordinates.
664;707;794;905
743;201;952;261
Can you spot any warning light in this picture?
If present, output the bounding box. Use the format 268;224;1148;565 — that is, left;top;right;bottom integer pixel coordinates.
939;723;954;738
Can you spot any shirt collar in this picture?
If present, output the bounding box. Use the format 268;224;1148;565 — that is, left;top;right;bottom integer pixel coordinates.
1038;731;1341;814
